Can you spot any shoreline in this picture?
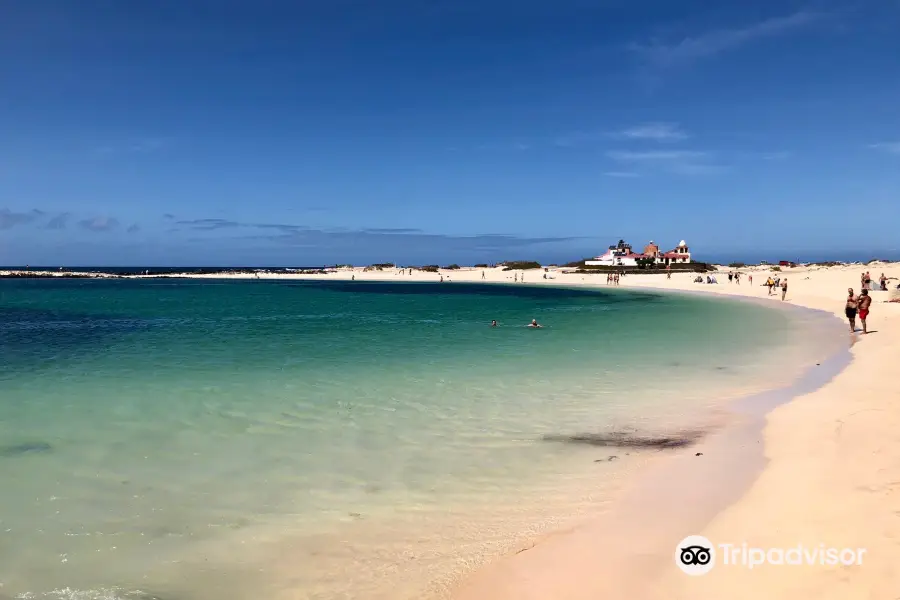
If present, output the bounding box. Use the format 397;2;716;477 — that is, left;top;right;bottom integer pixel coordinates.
4;263;897;598
450;265;899;599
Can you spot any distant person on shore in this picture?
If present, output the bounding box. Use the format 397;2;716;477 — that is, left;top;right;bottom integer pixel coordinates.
352;274;355;281
735;273;741;285
858;289;872;334
728;272;733;283
845;288;858;333
527;319;542;328
781;278;788;301
514;273;518;282
880;273;887;291
491;320;498;327
666;265;671;279
766;277;774;295
482;271;485;280
749;274;753;285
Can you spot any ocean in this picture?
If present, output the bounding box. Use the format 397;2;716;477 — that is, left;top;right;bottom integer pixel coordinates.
0;279;843;599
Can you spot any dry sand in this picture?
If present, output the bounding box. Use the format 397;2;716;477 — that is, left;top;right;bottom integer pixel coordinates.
6;262;899;598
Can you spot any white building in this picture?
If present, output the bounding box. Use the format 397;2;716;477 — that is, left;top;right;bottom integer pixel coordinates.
585;239;692;267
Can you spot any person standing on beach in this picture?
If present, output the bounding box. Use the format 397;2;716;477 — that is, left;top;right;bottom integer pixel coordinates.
781;278;788;301
749;274;753;285
482;271;485;280
728;272;733;283
858;289;872;334
845;288;859;333
666;265;671;279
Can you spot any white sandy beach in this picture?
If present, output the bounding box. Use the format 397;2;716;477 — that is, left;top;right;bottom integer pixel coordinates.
4;262;899;598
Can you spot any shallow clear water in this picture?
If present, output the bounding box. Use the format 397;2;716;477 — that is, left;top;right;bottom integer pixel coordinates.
0;279;842;599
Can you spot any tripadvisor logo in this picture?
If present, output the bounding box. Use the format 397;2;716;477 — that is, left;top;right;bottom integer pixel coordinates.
676;535;715;576
675;535;867;574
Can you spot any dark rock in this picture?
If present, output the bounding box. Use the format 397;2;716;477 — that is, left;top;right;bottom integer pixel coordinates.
608;455;618;461
695;452;703;457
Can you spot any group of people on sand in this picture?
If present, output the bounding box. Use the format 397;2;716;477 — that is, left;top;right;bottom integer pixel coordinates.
606;272;621;285
762;276;789;300
727;272;745;284
862;271;893;292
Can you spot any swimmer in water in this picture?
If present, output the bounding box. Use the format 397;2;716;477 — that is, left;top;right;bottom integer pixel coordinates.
491;320;498;327
527;319;542;328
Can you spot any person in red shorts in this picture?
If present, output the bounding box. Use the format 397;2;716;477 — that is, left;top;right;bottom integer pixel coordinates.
858;289;872;334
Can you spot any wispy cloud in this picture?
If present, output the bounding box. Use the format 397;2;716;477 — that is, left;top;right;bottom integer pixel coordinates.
174;219;309;234
870;142;900;154
606;150;707;161
603;171;641;178
179;219;582;255
554;131;606;148
79;216;119;232
126;223;141;234
606;149;724;176
361;228;423;234
759;151;792;160
619;122;687;142
46;213;72;230
95;137;170;156
0;208;45;229
630;11;822;67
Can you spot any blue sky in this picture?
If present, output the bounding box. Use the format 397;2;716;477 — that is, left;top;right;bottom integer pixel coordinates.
1;0;899;266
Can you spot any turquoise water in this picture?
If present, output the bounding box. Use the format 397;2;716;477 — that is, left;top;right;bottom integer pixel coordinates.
0;279;841;599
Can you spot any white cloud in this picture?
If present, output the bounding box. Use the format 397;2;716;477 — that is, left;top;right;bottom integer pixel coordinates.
606;150;707;161
606;150;723;176
603;171;641;178
620;122;687;142
630;11;822;67
870;142;900;154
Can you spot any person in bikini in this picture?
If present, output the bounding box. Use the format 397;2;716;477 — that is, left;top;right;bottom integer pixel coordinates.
858;289;872;334
781;278;788;301
845;288;858;333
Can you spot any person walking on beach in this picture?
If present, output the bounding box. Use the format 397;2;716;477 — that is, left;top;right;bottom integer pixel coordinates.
728;272;733;283
845;288;859;333
666;265;671;279
858;289;872;334
781;278;788;301
749;274;753;285
880;273;887;291
482;270;485;280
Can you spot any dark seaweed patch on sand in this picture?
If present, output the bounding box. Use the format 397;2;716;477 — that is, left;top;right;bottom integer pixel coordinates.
544;429;704;450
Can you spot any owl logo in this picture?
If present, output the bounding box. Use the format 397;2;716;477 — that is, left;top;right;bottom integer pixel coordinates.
675;535;715;575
